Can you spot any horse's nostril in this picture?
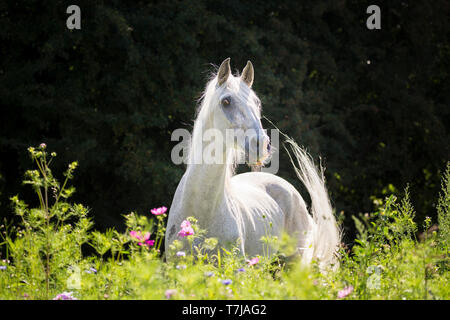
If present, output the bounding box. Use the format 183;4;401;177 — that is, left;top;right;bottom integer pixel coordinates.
267;144;271;152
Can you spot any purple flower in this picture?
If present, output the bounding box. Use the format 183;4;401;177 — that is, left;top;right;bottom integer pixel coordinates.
337;286;354;299
205;271;215;277
0;266;6;270
176;264;187;270
237;268;245;273
176;251;186;257
85;267;97;274
165;289;177;299
222;279;232;286
53;292;77;300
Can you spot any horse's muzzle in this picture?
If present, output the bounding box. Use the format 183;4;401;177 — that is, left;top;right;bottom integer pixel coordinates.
245;132;271;165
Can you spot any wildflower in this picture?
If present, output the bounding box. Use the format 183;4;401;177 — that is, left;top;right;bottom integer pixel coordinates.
39;143;47;149
53;292;77;300
0;266;6;270
222;279;232;286
237;268;245;273
337;286;354;299
85;267;97;274
144;239;155;247
165;289;177;299
176;251;186;257
151;206;167;215
181;220;191;229
130;230;153;247
178;227;194;237
129;230;138;238
205;271;215;277
247;257;259;266
176;264;187;270
178;220;194;237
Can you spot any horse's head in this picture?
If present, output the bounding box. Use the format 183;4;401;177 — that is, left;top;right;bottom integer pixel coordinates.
208;58;271;166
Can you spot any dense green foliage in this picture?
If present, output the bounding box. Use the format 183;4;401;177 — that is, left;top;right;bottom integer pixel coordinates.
0;1;449;238
0;147;448;300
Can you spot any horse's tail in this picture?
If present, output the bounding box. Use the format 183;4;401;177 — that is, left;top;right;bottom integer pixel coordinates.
284;137;341;270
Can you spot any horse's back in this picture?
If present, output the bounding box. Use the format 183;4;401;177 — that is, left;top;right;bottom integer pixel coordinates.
231;171;313;237
231;171;305;210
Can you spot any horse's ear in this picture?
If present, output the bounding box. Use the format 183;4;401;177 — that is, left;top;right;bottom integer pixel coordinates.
217;58;231;86
241;60;254;88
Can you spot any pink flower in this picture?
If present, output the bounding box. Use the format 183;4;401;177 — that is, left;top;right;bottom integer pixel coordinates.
130;231;153;247
53;292;77;300
165;289;177;299
129;230;138;238
144;240;155;247
180;220;191;229
247;257;259;266
178;220;194;237
178;226;194;237
337;286;353;299
151;206;167;215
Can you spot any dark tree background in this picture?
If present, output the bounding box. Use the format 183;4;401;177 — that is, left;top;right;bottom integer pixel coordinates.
0;0;449;242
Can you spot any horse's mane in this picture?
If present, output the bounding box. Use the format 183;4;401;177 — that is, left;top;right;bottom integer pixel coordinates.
186;71;246;174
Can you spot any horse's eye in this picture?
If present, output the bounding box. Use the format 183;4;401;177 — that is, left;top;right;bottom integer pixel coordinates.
222;98;231;106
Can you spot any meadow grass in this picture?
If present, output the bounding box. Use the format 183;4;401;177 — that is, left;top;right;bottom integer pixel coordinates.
0;145;448;300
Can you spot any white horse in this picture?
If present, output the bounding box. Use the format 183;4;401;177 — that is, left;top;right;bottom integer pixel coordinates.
165;58;340;268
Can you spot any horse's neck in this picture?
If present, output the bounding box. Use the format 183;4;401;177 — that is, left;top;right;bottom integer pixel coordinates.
178;113;236;224
180;162;231;222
